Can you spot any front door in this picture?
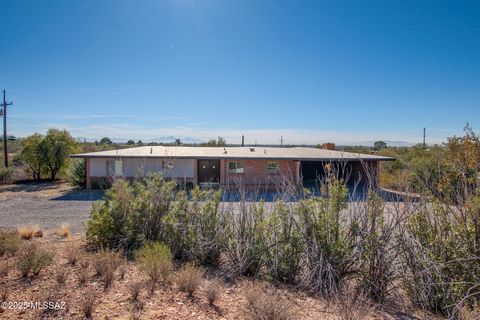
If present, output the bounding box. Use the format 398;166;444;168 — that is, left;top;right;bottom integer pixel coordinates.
198;160;220;184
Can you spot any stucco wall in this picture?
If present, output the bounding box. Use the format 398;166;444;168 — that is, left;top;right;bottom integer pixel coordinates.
89;158;195;178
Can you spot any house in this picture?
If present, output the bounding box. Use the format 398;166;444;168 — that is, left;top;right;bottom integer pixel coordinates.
70;146;394;189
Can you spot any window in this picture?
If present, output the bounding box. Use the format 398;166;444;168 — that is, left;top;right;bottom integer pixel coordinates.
227;161;244;173
267;161;280;174
162;159;175;169
107;160;123;177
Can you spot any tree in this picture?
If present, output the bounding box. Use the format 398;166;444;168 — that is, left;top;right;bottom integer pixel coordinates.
137;140;143;146
99;137;113;145
373;141;387;151
127;140;135;145
20;133;44;180
39;129;77;180
202;136;226;147
174;138;182;146
69;159;86;188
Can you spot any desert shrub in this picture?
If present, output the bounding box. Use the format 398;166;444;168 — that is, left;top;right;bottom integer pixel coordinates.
135;241;173;288
264;201;302;284
223;201;270;276
55;266;69;285
353;192;403;303
64;242;80;265
296;177;353;297
17;243;54;277
243;283;294;320
0;231;21;256
129;281;143;302
86;174;177;250
402;196;480;317
0;287;8;303
162;188;225;267
0;167;13;184
205;278;223;306
81;287;96;319
69;158;86;188
91;249;122;277
78;268;88;287
176;262;204;297
17;225;43;240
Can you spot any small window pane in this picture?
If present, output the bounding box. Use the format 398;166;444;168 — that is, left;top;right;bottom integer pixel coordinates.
227;161;244;173
267;161;280;173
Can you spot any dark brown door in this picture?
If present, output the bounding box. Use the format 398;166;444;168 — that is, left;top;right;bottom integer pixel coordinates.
198;160;220;183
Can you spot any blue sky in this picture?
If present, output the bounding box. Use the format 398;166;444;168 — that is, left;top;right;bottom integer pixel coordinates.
1;0;479;145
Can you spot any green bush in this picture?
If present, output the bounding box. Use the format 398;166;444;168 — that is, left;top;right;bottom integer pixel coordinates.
402;196;480;317
87;175;176;250
163;187;225;267
0;167;13;184
0;231;21;256
69;159;86;188
296;177;352;297
223;201;270;276
17;243;54;277
264;201;302;283
135;241;173;287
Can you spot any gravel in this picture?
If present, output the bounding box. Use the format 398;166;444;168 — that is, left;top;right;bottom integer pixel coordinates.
0;182;103;235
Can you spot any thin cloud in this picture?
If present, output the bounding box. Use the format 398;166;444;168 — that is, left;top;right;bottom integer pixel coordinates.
14;123;460;145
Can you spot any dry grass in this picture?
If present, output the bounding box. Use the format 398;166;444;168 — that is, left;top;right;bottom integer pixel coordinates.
56;223;71;238
333;292;374;320
64;242;80;266
176;263;204;297
16;243;54;277
55;266;69;286
91;249;122;277
0;287;8;303
205;278;223;306
81;287;96;319
0;231;21;256
17;225;43;240
243;283;295;320
135;242;173;290
129;281;143;302
78;268;89;287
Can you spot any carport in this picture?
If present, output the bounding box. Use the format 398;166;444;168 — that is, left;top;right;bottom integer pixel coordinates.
300;160;374;186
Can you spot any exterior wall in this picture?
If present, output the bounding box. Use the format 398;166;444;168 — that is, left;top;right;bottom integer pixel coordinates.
220;159;299;187
88;157;195;184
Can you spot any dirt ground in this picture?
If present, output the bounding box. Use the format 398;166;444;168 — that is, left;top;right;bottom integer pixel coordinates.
0;182;103;235
0;235;408;320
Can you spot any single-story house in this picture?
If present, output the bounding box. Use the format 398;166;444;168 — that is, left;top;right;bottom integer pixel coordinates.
70;146;394;189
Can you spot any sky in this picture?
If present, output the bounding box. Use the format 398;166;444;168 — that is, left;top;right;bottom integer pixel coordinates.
1;0;479;145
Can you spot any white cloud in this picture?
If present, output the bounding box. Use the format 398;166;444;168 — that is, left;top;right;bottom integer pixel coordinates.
12;122;460;145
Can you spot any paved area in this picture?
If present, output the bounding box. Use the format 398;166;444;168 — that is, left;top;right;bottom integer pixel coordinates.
0;182;103;235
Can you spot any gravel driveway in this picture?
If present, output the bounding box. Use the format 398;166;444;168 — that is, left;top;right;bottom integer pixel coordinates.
0;182;103;235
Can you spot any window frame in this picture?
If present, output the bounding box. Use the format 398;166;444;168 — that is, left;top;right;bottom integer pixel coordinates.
107;159;123;177
266;160;280;174
227;161;245;174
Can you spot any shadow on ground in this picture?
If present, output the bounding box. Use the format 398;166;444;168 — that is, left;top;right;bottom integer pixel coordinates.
0;180;61;193
51;189;104;201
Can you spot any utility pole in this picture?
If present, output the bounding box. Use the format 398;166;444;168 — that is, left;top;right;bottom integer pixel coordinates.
1;90;13;167
280;136;284;147
423;127;426;149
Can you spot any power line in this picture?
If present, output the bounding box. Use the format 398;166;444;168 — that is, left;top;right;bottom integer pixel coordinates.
1;90;13;167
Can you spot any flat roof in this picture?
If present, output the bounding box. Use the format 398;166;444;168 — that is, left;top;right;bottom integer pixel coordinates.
71;146;394;161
